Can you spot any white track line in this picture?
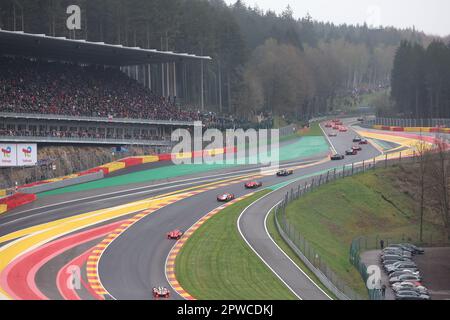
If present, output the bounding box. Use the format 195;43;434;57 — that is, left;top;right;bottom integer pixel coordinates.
319;122;337;154
263;201;333;300
237;191;303;300
8;158;318;218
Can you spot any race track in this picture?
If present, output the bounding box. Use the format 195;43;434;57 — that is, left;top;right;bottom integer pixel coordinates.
0;119;394;300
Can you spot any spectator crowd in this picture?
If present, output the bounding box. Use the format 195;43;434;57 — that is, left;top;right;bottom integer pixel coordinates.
0;56;201;122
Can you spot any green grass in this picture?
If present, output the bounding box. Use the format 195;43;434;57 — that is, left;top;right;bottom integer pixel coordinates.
284;166;447;297
265;209;337;299
299;122;324;137
175;191;298;300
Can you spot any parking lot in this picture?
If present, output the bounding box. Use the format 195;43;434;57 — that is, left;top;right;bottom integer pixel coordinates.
361;247;450;300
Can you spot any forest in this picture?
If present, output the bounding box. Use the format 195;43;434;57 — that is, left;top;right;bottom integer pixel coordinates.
390;40;450;119
0;0;444;121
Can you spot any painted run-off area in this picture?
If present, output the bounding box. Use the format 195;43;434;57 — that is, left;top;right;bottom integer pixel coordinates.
40;136;329;197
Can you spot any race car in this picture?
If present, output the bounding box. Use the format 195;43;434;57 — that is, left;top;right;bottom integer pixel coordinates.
217;193;235;202
339;126;348;132
277;169;294;177
167;229;183;240
245;181;263;189
353;137;362;143
331;154;345;160
345;149;357;155
352;145;362;151
328;132;337;137
325;122;333;128
152;287;170;299
359;139;368;145
332;125;339;130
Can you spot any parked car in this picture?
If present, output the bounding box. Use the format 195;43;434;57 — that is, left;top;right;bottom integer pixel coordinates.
382;248;412;258
387;244;421;254
400;243;425;255
395;291;430;300
386;261;417;273
392;282;428;295
389;273;422;284
389;270;421;279
381;254;411;262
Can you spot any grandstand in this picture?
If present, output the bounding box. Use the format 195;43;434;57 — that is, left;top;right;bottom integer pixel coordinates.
0;29;212;146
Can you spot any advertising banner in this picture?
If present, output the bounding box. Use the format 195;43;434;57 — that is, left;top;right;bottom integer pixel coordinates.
0;144;17;167
17;144;38;166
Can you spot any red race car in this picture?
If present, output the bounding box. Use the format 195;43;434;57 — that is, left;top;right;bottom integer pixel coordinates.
359;139;368;145
167;229;183;240
153;287;170;299
245;181;263;189
217;193;235;202
339;126;348;132
325;122;332;128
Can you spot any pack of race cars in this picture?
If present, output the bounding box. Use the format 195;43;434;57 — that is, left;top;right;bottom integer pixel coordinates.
379;243;429;300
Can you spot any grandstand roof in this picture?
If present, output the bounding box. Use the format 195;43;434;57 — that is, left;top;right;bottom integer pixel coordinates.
0;29;211;66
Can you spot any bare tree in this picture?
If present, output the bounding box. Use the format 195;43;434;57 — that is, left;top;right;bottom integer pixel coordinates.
414;130;431;242
426;134;450;241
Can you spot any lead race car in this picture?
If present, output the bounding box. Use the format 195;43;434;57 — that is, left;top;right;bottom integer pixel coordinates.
152;287;170;299
217;193;235;202
276;169;294;177
245;181;263;189
167;229;183;240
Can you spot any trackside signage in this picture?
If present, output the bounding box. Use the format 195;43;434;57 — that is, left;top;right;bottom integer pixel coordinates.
0;143;17;167
0;143;37;167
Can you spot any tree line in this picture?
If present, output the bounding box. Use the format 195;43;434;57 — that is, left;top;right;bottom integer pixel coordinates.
391;40;450;119
0;0;441;121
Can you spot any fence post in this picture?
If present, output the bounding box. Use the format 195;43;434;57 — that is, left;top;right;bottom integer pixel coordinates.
385;154;388;168
352;163;354;175
399;152;402;163
362;160;365;173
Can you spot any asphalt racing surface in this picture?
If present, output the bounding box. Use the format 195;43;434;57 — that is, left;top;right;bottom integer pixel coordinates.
0;119;383;300
98;119;380;300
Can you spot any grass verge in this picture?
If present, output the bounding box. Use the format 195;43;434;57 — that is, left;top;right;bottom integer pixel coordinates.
299;122;324;137
175;190;298;300
265;209;337;300
284;166;448;297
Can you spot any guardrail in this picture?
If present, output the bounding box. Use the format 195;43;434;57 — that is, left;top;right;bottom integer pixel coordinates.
0;135;174;146
272;153;425;300
0;112;195;126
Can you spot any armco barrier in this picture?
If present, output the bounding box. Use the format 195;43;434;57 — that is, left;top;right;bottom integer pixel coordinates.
19;171;104;194
0;193;37;211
